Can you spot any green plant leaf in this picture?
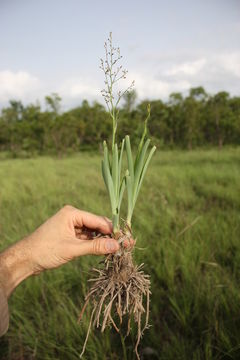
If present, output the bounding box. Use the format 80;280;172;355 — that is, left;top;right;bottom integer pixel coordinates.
103;140;110;168
134;145;156;206
101;160;108;188
118;138;125;192
103;142;116;213
112;143;119;200
125;135;134;185
118;177;126;211
126;170;133;225
133;139;150;203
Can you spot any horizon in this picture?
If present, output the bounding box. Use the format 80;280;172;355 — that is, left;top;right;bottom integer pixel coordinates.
0;0;239;111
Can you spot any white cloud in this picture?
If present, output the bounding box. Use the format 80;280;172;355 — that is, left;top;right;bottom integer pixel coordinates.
59;51;240;107
217;52;240;78
57;77;102;109
0;50;239;110
59;77;100;99
119;51;240;102
128;71;190;100
165;58;207;76
0;70;41;103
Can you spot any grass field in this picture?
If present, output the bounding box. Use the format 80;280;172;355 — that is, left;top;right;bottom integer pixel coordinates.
0;149;240;360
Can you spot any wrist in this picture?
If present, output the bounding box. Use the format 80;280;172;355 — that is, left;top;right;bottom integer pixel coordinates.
0;237;34;298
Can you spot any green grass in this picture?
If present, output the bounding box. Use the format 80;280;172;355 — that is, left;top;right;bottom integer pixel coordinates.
0;148;240;360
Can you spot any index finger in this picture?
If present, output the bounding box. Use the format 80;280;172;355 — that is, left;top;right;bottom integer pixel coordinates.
73;209;113;235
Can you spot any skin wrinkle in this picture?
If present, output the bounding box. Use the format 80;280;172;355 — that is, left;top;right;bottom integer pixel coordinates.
93;238;101;255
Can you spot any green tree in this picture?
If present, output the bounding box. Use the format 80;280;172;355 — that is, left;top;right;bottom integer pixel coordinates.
182;87;208;149
1;100;24;123
45;93;62;116
167;92;184;147
208;92;232;149
122;89;137;113
229;96;240;145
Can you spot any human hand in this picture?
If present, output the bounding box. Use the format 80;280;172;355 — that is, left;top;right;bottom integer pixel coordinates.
28;205;120;273
0;206;120;297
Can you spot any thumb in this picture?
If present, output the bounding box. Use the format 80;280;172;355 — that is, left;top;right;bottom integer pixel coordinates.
76;237;120;256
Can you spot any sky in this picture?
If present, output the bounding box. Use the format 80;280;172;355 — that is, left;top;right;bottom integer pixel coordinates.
0;0;239;110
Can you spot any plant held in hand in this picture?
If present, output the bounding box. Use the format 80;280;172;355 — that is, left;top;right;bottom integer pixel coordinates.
79;33;156;360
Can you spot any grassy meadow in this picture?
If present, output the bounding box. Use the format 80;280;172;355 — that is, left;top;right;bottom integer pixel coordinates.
0;148;240;360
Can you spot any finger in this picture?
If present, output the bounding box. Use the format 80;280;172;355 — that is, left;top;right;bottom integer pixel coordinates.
73;237;119;256
123;238;136;248
73;210;113;235
75;228;94;240
75;233;90;240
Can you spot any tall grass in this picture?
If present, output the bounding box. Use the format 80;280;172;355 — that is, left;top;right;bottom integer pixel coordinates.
0;148;240;359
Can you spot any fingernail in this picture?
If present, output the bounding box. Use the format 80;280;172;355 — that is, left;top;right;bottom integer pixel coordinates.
106;240;118;252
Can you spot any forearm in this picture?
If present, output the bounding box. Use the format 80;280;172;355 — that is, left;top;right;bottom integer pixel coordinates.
0;237;34;298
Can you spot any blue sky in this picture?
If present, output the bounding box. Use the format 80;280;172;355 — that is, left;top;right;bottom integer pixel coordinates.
0;0;239;109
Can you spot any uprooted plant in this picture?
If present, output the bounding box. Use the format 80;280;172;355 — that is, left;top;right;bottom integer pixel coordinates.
78;32;156;360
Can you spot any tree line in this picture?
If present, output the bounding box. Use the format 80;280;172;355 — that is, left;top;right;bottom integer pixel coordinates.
0;86;239;156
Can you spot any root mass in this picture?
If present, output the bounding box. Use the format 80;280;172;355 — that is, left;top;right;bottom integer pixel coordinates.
78;232;151;360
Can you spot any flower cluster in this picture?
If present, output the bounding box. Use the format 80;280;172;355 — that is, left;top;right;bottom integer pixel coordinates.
100;32;135;116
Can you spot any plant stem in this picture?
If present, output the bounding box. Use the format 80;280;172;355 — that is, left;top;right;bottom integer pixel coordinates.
113;213;119;235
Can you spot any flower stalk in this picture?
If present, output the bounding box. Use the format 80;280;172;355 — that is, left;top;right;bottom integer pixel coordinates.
100;32;156;235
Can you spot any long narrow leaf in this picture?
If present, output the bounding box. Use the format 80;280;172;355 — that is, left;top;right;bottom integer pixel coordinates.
118;138;125;191
103;142;116;212
103;140;111;169
112;143;119;200
126;170;133;224
125;135;134;184
118;177;126;211
133;139;150;203
134;146;156;207
101;160;108;188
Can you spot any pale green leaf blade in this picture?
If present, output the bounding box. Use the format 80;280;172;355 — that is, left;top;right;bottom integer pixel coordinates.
101;160;108;188
133;139;150;203
126;170;133;224
103;142;117;213
118;177;126;210
125;135;134;184
118;138;125;190
112;143;119;199
134;146;156;207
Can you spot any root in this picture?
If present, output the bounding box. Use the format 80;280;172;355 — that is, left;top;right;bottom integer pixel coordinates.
78;229;151;359
79;305;96;358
